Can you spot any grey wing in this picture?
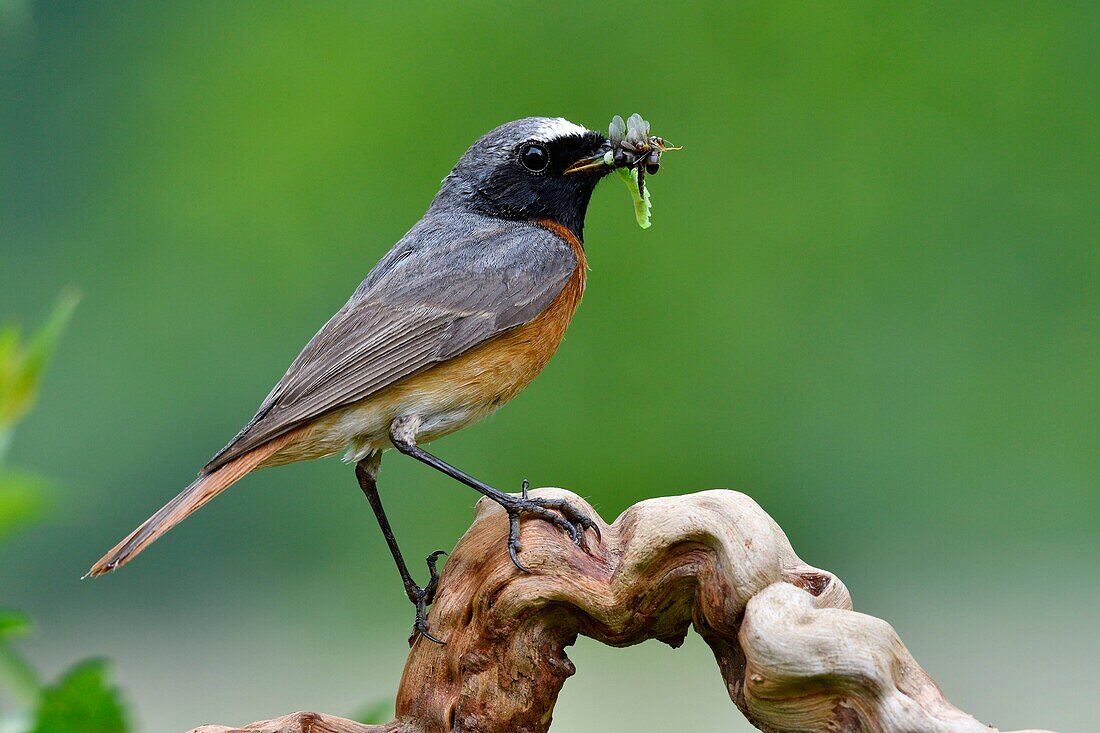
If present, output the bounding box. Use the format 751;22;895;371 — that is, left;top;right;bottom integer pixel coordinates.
203;221;577;472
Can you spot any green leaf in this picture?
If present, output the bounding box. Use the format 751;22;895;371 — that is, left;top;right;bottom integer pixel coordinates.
0;608;40;703
29;659;129;733
0;471;50;546
616;167;653;229
20;290;80;393
352;700;392;724
0;325;19;375
0;290;80;433
0;609;32;640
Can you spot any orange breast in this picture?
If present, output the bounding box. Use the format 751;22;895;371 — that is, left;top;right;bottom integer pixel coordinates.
408;220;587;412
267;221;590;462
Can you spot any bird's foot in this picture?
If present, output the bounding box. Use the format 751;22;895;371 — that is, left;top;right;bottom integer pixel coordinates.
499;480;602;572
407;550;447;645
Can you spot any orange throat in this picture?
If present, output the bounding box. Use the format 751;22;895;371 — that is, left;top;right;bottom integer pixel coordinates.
536;218;588;298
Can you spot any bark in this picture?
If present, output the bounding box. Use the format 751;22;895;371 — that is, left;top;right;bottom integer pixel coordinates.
189;488;1055;733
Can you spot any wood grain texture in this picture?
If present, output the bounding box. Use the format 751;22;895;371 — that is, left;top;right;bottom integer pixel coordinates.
188;489;1056;733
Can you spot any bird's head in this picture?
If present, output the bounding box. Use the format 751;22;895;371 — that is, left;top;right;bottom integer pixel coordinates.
437;117;616;241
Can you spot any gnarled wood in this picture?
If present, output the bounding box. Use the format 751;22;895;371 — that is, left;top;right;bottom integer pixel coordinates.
188;489;1056;733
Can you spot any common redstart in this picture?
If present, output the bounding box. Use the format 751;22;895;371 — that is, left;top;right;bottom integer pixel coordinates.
88;116;668;641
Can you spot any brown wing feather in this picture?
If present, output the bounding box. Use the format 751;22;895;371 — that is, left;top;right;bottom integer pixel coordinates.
204;221;577;472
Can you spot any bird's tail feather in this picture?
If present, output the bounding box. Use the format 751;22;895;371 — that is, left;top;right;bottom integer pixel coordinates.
85;431;296;577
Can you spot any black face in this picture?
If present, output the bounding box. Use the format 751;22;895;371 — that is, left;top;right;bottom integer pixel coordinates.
446;121;612;241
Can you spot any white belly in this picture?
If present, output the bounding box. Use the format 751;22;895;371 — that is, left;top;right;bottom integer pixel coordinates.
261;383;507;468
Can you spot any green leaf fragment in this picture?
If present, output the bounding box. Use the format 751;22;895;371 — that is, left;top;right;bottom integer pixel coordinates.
0;609;32;640
0;290;80;432
0;471;51;545
617;167;652;229
0;608;40;702
29;659;129;733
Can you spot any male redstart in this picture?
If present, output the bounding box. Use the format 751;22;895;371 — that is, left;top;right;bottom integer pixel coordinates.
88;116;663;641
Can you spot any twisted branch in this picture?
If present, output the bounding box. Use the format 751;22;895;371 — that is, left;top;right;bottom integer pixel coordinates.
189;489;1055;733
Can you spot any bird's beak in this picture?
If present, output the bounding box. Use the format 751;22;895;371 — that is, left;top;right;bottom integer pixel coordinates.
564;144;614;176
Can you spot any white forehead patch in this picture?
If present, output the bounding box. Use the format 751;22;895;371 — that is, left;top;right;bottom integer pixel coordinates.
531;117;590;141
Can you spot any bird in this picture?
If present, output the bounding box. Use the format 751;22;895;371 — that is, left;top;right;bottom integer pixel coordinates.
87;116;650;641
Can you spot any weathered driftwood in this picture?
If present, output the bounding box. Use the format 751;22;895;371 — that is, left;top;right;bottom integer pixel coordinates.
189;488;1055;733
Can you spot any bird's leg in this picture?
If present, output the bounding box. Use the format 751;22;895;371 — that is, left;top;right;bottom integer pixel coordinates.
389;416;601;572
355;452;446;645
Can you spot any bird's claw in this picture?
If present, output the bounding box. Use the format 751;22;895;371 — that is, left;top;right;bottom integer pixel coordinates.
408;550;447;645
507;510;530;572
501;487;601;572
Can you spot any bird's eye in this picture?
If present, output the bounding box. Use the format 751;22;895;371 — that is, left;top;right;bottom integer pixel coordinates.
520;143;549;172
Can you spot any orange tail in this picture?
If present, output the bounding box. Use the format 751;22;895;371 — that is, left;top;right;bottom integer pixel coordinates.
85;431;296;577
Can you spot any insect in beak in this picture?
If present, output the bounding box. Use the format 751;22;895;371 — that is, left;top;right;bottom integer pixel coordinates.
595;114;682;228
563;150;615;176
566;115;681;177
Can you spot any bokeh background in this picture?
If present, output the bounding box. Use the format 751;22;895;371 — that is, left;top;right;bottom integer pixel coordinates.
2;2;1097;731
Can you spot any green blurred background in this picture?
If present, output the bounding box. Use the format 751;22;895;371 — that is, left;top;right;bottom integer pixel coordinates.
2;1;1097;731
